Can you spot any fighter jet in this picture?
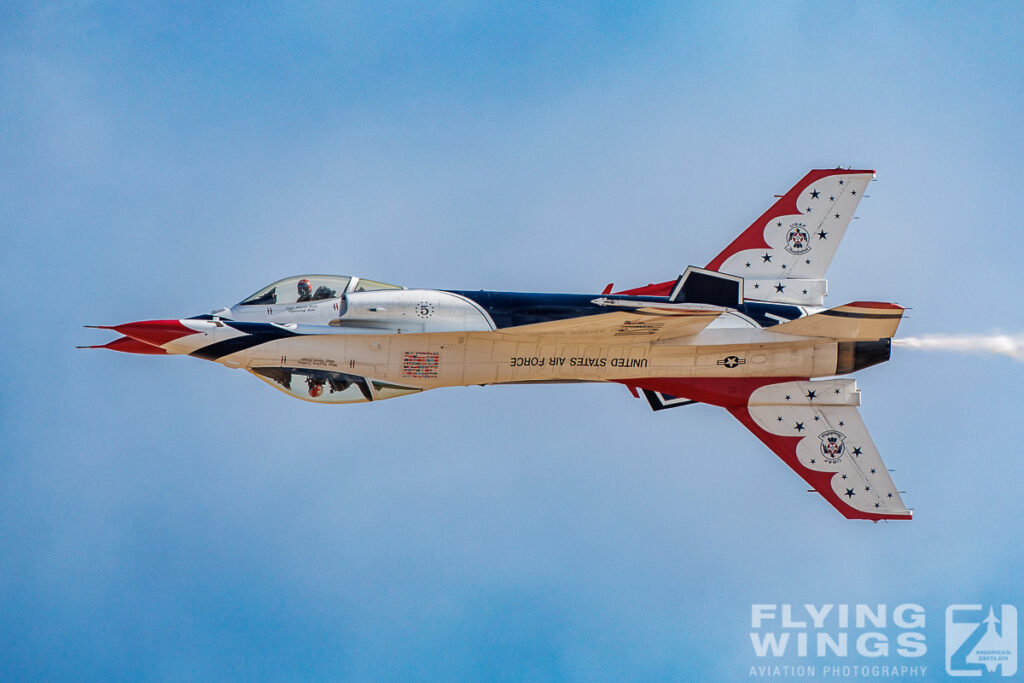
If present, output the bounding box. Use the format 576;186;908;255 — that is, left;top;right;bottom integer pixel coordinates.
83;169;911;521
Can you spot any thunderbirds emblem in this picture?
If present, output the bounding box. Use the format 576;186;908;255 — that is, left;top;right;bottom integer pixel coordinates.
818;430;847;464
785;223;811;254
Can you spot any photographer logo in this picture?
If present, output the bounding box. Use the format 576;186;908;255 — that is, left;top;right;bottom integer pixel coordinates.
946;604;1017;677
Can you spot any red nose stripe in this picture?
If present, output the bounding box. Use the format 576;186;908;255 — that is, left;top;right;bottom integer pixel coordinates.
101;336;169;354
113;320;195;347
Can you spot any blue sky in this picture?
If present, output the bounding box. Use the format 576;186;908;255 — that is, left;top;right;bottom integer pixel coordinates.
2;2;1023;680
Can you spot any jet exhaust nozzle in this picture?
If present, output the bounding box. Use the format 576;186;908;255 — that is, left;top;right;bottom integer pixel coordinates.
836;339;891;374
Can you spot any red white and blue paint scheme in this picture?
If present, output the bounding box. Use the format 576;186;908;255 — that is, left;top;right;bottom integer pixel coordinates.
84;169;911;521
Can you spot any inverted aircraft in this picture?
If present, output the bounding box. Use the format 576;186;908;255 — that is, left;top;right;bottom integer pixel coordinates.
84;169;911;521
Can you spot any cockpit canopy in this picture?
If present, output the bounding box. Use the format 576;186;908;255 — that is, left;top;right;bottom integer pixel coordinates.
237;275;401;307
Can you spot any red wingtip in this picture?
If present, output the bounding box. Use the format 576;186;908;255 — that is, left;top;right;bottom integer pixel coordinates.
112;320;194;347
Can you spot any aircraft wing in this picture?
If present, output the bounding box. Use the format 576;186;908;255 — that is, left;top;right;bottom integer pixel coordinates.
622;376;911;520
495;305;725;342
728;378;911;520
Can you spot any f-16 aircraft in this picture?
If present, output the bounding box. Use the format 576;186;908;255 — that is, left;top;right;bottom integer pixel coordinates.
84;169;911;521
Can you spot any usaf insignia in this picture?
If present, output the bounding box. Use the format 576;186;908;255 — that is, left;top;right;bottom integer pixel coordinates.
818;430;847;464
785;223;811;255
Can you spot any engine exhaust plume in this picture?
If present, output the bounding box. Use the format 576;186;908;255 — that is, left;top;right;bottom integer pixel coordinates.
893;334;1024;361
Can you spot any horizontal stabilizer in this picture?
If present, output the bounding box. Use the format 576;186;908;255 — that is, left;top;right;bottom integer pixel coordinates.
614;169;874;307
768;302;904;340
707;169;874;280
741;278;827;306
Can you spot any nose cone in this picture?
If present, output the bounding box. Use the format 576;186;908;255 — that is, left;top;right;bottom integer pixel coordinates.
111;320;196;347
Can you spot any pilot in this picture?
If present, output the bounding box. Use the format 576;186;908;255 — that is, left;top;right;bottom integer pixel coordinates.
296;278;313;302
307;376;326;398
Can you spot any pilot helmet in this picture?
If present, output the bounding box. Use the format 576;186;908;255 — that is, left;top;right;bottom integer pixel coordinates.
297;279;312;297
308;382;323;398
